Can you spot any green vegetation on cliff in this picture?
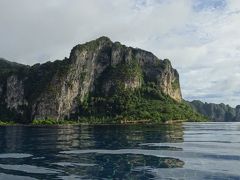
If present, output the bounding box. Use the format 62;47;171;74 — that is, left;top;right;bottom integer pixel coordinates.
0;121;16;126
0;37;207;124
74;83;207;124
188;100;239;122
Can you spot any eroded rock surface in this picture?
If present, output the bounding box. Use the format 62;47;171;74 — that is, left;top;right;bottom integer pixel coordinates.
0;37;182;122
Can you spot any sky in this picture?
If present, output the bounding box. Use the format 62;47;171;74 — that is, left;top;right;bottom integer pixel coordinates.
0;0;240;107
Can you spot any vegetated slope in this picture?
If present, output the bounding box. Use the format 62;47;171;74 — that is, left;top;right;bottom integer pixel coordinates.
188;100;240;122
0;37;206;124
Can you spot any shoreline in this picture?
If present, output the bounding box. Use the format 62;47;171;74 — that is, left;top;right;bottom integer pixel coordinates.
0;119;188;127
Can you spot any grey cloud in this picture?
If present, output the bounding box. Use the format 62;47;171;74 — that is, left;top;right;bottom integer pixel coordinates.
0;0;240;106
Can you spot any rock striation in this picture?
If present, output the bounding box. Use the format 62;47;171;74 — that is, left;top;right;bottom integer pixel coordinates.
0;37;183;122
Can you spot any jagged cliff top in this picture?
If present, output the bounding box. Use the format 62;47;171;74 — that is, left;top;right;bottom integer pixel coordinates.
70;36;160;60
0;36;171;69
0;36;209;123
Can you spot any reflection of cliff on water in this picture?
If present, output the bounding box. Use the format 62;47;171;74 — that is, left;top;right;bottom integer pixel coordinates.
0;126;27;153
54;124;185;179
55;153;184;179
91;124;184;149
0;125;94;153
0;124;184;153
0;124;185;179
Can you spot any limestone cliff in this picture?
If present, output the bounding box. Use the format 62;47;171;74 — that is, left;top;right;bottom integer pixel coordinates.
188;100;240;122
0;37;185;123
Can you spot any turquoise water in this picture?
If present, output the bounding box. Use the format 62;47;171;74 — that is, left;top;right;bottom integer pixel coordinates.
0;122;240;179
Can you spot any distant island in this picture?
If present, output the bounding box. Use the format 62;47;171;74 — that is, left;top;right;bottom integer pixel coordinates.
188;100;240;122
0;37;207;125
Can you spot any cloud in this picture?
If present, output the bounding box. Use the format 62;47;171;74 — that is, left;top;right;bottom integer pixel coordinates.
193;0;227;11
0;0;239;106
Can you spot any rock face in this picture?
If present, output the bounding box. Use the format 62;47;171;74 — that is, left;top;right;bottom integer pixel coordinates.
188;100;240;122
0;37;182;122
5;75;27;113
235;105;240;120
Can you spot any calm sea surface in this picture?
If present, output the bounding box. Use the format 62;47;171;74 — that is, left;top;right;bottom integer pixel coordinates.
0;122;240;180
